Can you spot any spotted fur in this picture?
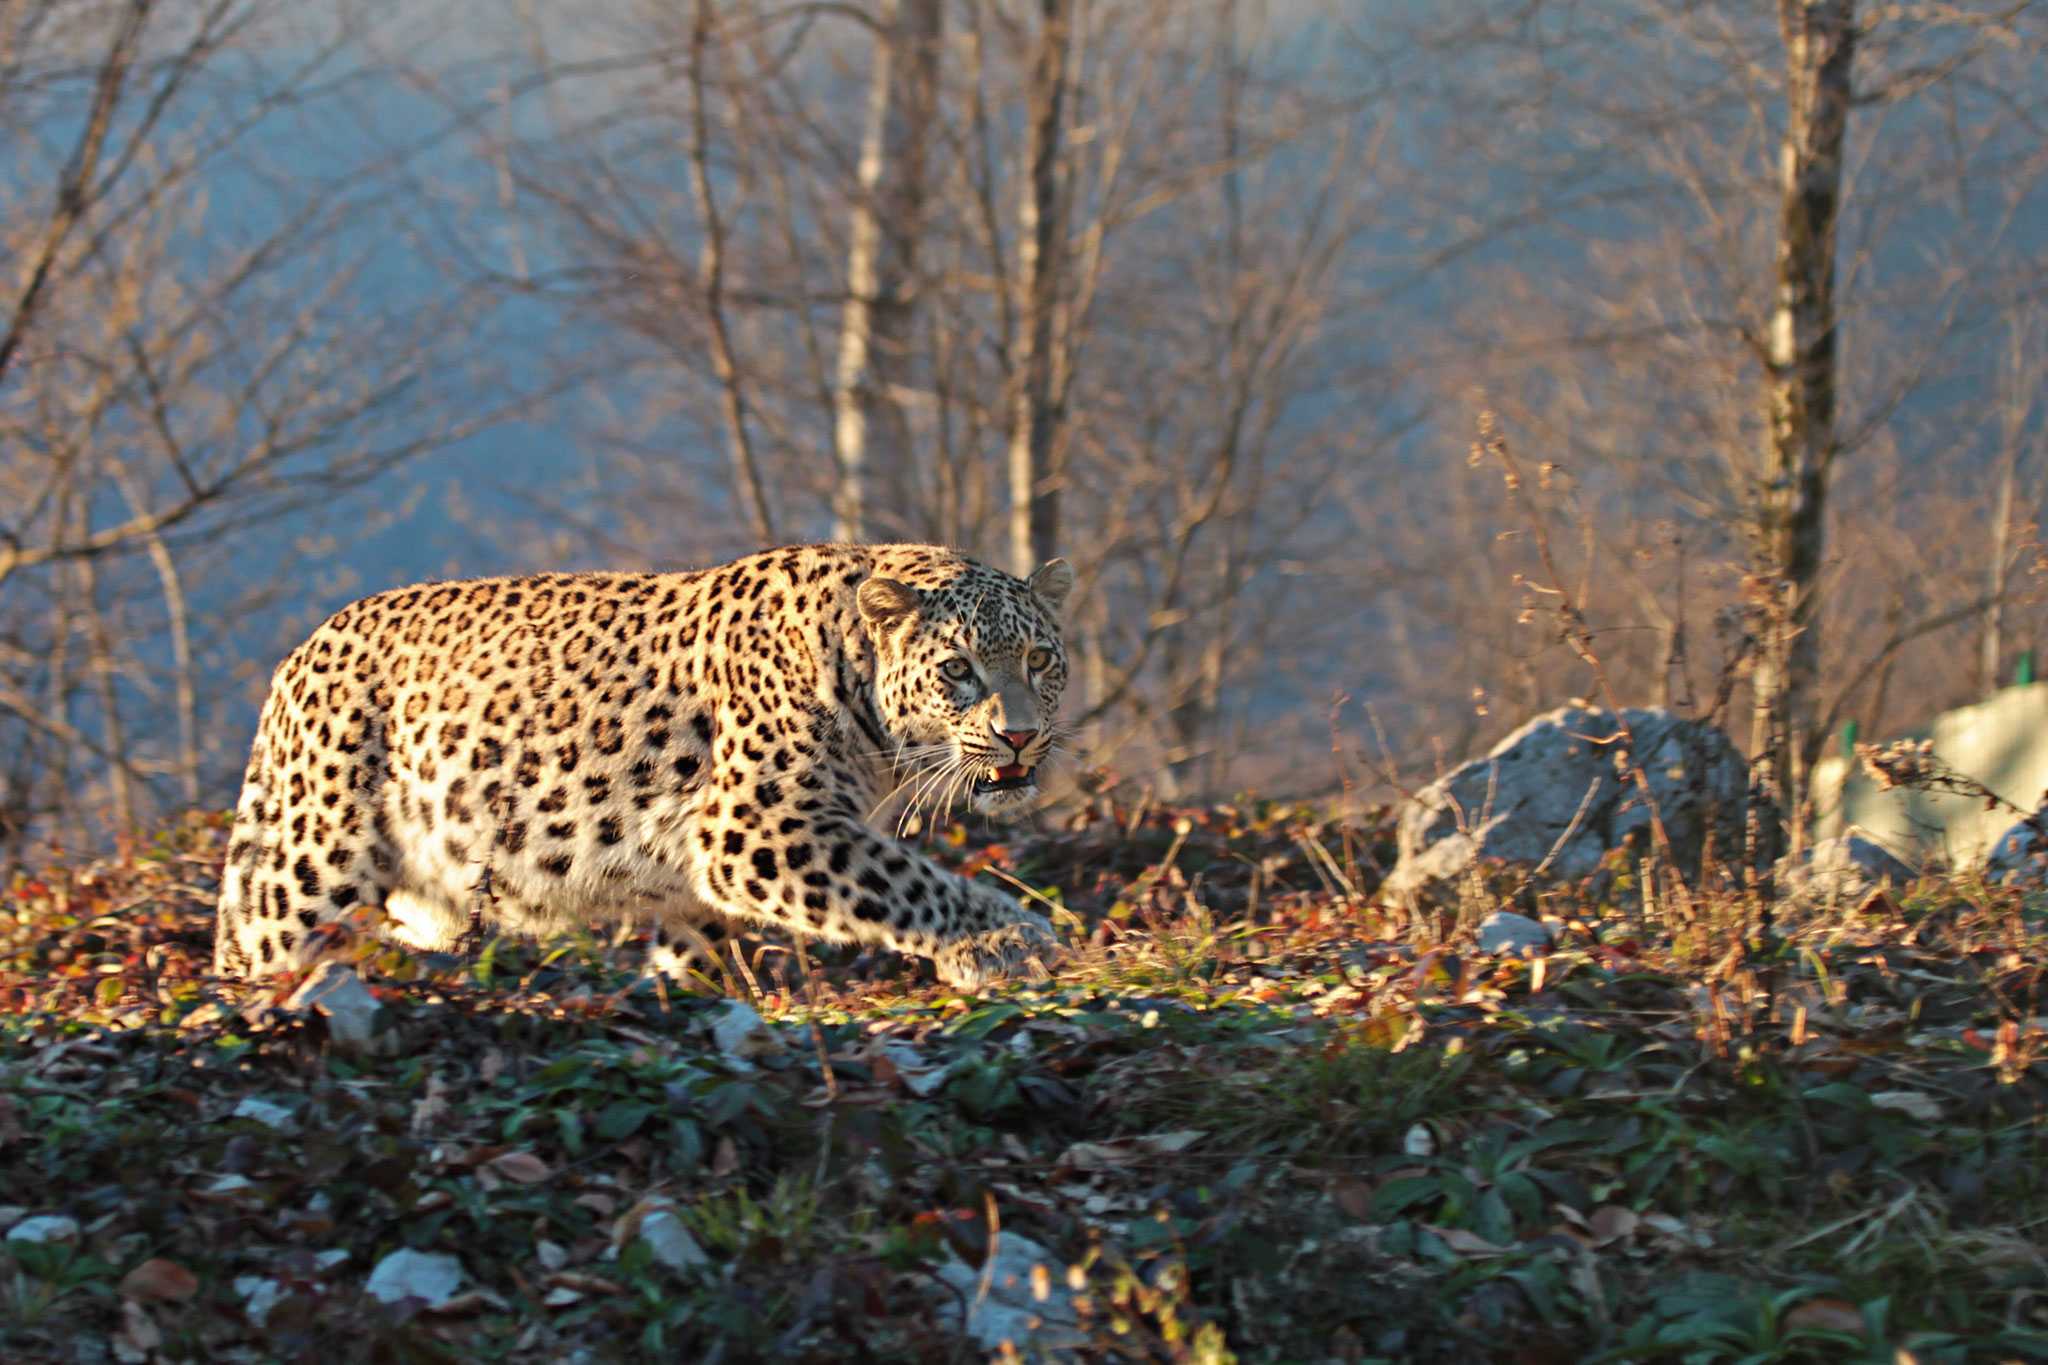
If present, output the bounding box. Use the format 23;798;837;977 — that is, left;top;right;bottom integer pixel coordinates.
213;544;1072;989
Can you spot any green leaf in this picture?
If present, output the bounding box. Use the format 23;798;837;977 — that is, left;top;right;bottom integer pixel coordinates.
597;1101;655;1141
1370;1175;1445;1219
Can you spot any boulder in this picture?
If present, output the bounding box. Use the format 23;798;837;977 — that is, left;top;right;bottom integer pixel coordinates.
1384;705;1747;911
1985;807;2048;886
1476;911;1553;957
934;1231;1084;1354
5;1214;80;1246
284;962;393;1055
1774;829;1916;906
365;1249;466;1308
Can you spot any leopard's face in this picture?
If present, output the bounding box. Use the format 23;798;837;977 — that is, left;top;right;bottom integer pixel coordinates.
859;558;1074;818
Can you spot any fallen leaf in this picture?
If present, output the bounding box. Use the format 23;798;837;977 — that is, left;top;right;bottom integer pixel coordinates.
113;1300;161;1361
119;1258;199;1302
1333;1179;1375;1222
1588;1205;1638;1246
1869;1090;1942;1121
1425;1225;1506;1257
490;1151;551;1184
1784;1297;1866;1336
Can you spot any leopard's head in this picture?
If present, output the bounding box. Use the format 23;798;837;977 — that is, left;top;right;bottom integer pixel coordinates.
859;556;1074;820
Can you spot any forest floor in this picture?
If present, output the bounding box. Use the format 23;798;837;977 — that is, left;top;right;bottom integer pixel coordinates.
2;800;2045;1363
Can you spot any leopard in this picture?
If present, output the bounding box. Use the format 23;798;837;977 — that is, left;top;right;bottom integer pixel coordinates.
212;543;1072;990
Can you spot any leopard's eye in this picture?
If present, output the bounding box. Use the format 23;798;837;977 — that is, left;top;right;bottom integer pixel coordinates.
1025;646;1054;672
940;658;975;683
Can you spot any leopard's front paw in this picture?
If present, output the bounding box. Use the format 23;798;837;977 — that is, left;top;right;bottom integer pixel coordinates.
934;913;1061;991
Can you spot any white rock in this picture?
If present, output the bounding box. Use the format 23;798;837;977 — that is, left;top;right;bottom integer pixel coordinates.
933;1232;1083;1354
206;1174;255;1195
1813;683;2048;865
638;1210;710;1277
1383;705;1748;911
284;962;392;1055
365;1248;466;1307
231;1097;297;1132
234;1276;288;1326
883;1041;960;1097
5;1214;80;1245
1985;807;2048;887
1775;829;1917;906
313;1249;351;1272
1476;911;1552;957
707;1000;784;1068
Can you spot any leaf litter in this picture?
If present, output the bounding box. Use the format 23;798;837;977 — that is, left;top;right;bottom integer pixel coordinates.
1;802;2044;1361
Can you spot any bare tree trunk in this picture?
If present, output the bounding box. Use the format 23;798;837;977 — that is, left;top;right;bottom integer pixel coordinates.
1008;0;1071;577
1982;451;2015;693
0;0;148;388
1749;0;1854;852
77;555;134;838
832;0;942;544
1981;311;2044;694
686;0;777;547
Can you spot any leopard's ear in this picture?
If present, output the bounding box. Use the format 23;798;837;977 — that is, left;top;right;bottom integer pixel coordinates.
1026;558;1073;615
857;576;922;629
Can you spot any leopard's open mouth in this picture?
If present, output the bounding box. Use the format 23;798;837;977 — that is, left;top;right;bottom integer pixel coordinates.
973;763;1036;795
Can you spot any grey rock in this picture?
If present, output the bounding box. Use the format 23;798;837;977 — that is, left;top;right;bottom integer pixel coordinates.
1775;829;1916;906
365;1249;465;1308
637;1209;710;1277
1476;911;1553;957
934;1231;1084;1354
706;999;785;1068
284;962;392;1055
230;1097;297;1132
5;1214;80;1245
1985;807;2048;886
234;1276;288;1326
1384;705;1748;911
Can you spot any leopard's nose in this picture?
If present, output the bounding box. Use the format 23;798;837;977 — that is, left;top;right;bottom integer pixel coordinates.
995;727;1037;754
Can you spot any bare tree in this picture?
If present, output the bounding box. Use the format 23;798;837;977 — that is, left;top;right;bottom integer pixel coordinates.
1748;0;1856;851
0;0;531;865
1374;0;2048;818
832;0;943;542
1006;0;1071;578
1980;306;2047;693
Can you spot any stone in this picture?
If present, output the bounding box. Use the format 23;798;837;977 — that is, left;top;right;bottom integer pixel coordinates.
5;1214;80;1245
637;1210;710;1277
284;962;392;1055
1985;807;2048;887
1774;829;1916;906
706;999;784;1068
933;1232;1084;1354
231;1097;297;1132
1812;682;2048;865
1383;705;1748;911
365;1248;466;1308
234;1276;287;1326
1476;911;1552;957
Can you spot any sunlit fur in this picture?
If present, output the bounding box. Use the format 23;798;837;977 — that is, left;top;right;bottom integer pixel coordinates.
214;543;1072;990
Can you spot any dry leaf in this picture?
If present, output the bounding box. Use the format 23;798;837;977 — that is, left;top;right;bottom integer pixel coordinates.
1784;1297;1866;1336
114;1300;161;1360
1425;1225;1506;1257
1869;1091;1942;1121
1333;1179;1375;1222
1588;1205;1639;1246
490;1151;551;1184
119;1257;199;1302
